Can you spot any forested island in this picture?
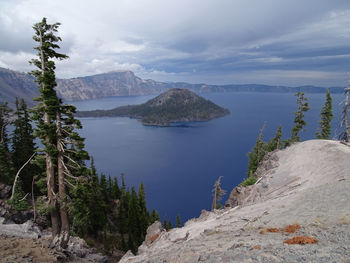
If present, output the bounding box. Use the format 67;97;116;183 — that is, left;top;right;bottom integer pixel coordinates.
76;88;230;126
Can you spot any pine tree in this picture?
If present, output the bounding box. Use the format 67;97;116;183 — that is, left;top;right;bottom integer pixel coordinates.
111;176;120;200
150;209;160;223
0;102;12;184
316;89;333;139
211;176;226;211
118;187;130;235
247;125;267;177
128;187;142;249
138;182;149;240
71;159;107;236
266;125;282;152
176;214;181;228
163;216;172;230
287;92;310;144
30;17;89;248
100;173;108;203
11;98;37;193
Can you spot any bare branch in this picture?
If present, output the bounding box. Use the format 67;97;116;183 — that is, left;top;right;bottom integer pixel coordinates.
19;193;30;201
10;152;37;200
65;178;76;189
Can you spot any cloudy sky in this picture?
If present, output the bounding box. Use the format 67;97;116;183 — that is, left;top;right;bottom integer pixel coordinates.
0;0;350;86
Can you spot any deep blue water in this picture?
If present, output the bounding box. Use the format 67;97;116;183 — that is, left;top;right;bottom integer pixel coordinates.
71;92;343;225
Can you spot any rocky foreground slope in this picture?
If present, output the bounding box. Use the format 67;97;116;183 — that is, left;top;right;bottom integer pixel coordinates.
120;140;350;263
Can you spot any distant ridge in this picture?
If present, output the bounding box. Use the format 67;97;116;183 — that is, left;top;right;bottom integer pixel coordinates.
0;67;345;106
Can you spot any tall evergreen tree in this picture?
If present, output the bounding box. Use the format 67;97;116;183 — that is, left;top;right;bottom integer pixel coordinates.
30;17;88;248
11;98;37;193
111;176;121;200
128;187;141;253
288;92;310;144
247;125;267;177
0;102;12;184
138;182;149;240
316;89;333;139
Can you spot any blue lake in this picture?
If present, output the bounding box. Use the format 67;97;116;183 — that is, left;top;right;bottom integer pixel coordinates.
71;91;344;224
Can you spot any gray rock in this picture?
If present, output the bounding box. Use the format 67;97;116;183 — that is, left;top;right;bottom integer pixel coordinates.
0;218;41;239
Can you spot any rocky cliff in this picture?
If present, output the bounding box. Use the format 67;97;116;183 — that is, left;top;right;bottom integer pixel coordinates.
120;140;350;263
56;70;168;100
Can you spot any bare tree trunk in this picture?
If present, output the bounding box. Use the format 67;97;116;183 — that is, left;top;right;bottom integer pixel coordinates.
10;152;36;200
56;112;70;248
211;186;217;211
39;28;60;241
32;176;36;223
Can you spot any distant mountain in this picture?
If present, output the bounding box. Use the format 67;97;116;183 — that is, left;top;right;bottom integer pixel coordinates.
0;68;38;107
76;88;230;126
0;67;345;106
56;70;169;100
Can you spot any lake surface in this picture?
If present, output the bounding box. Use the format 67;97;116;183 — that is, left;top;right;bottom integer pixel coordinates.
71;91;344;224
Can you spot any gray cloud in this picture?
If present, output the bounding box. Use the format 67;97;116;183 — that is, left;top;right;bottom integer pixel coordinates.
0;0;349;86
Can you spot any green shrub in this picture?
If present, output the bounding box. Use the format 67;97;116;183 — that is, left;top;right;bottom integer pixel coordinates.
239;176;258;187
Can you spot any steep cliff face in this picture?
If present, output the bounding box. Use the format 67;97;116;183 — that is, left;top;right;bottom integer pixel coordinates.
120;140;350;263
56;70;168;100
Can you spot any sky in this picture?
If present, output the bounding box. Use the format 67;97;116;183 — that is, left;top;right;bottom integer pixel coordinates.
0;0;350;86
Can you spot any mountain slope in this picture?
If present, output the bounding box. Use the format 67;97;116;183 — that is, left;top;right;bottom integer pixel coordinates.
0;67;345;106
76;88;230;125
120;140;350;263
0;68;38;106
56;70;168;100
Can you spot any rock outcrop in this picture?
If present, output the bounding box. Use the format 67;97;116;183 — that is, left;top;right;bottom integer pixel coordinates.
120;140;350;263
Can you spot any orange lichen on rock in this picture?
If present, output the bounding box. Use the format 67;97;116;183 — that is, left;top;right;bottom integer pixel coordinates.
283;224;300;233
259;228;280;234
253;245;260;249
149;234;159;243
284;236;317;245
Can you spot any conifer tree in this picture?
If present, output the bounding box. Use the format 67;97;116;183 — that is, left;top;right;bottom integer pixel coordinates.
111;177;120;200
247;125;267;177
30;17;89;248
150;209;160;223
71;158;107;236
211;176;226;211
287;92;310;144
266;125;282;152
118;187;130;235
176;214;181;228
316;89;333;139
100;173;108;203
138;182;149;239
11;98;37;193
128;187;141;253
0;102;12;184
